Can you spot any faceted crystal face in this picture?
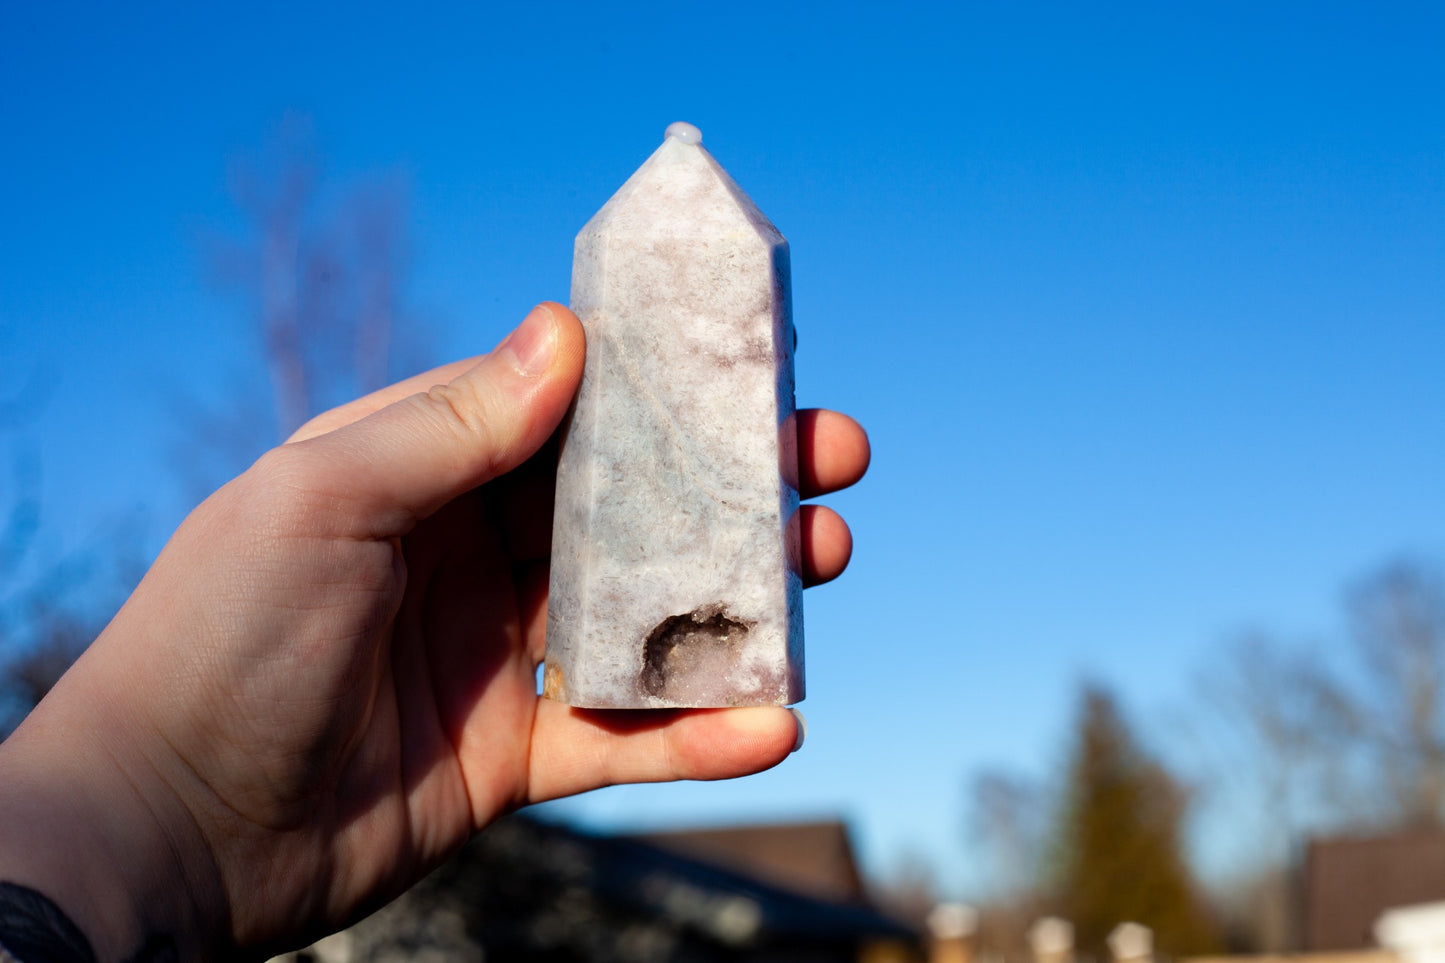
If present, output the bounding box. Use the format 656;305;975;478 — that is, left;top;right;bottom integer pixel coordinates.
544;136;802;709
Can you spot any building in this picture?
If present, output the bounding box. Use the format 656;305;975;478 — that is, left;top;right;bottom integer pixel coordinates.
275;814;922;962
1302;829;1445;951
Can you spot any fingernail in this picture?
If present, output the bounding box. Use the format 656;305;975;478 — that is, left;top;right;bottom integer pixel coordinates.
790;708;807;753
500;303;558;377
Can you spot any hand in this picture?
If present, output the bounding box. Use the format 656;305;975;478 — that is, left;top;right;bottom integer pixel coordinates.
0;303;870;961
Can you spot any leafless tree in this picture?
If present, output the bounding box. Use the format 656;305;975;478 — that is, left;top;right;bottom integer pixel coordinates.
1190;557;1445;950
0;384;145;735
964;770;1051;962
189;114;427;492
871;851;946;930
2;115;427;733
970;770;1048;903
1345;560;1445;825
1200;559;1445;834
1188;633;1348;951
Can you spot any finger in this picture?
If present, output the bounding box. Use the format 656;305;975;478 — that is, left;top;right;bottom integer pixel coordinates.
285;356;488;444
279;302;586;537
798;409;869;499
801;504;852;586
525;703;800;804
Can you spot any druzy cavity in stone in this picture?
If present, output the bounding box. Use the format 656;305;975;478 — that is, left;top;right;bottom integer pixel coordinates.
543;123;803;709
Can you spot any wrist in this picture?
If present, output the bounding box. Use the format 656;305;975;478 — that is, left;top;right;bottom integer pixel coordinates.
0;672;229;962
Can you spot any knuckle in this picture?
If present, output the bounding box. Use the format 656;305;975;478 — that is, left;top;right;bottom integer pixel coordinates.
658;726;684;780
419;381;485;437
413;380;502;464
225;445;331;536
285;410;333;444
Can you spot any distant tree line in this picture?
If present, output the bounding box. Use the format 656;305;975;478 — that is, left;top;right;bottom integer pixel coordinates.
956;556;1445;959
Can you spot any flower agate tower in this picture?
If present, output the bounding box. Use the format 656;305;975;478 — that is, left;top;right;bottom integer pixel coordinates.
544;122;803;708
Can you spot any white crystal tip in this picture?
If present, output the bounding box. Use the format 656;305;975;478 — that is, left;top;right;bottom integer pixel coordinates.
664;121;702;145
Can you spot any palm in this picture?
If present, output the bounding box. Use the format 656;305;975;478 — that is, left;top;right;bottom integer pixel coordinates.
319;476;548;926
389;472;550;838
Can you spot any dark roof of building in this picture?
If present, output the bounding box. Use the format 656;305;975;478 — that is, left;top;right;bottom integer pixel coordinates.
522;815;914;946
1303;827;1445;951
631;818;868;905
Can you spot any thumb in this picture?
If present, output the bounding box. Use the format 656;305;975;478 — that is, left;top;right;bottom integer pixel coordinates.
288;302;586;536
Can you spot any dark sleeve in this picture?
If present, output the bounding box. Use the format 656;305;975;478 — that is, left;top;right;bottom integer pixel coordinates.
0;882;95;963
0;883;175;963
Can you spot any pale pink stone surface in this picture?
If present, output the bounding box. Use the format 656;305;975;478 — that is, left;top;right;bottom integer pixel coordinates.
543;127;802;708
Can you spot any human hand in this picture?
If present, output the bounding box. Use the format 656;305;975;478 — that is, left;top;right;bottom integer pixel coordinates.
0;303;869;961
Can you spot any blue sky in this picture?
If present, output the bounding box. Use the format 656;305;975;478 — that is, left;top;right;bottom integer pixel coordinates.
3;1;1443;895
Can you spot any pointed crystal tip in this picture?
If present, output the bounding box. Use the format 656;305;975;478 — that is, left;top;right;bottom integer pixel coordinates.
664;121;702;146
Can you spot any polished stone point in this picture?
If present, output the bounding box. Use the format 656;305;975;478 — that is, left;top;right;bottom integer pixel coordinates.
543;123;803;708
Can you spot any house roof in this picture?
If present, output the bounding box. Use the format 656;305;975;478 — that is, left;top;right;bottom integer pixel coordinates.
524;815;915;946
630;818;870;905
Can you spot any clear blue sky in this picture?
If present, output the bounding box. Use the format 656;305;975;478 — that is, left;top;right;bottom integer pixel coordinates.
3;1;1443;896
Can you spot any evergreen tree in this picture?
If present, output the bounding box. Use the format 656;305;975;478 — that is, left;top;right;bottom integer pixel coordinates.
1048;684;1220;958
